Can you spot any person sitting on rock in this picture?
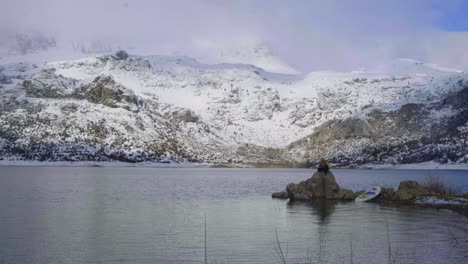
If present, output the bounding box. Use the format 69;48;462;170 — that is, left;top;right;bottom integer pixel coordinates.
317;159;331;173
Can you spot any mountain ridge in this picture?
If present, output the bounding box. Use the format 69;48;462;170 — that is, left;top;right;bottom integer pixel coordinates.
0;51;466;167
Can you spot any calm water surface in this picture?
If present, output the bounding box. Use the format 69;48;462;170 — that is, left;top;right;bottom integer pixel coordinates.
0;167;467;263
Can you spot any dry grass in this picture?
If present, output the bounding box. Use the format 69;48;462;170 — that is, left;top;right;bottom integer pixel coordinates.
349;233;353;264
204;213;208;264
273;229;288;264
422;175;460;196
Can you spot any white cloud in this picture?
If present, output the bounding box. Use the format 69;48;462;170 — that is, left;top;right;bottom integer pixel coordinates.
1;0;468;72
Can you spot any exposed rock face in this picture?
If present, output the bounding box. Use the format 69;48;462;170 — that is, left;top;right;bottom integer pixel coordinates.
112;50;129;60
83;75;142;112
442;86;468;109
308;118;373;144
286;85;468;167
24;79;61;98
380;187;396;201
285;171;356;200
167;109;199;123
23;68;78;98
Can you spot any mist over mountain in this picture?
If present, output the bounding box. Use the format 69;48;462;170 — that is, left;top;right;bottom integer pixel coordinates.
2;0;468;72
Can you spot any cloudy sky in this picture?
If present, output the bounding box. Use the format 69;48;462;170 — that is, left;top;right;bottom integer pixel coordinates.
1;0;468;72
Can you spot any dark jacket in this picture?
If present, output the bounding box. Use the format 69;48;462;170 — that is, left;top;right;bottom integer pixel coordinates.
317;163;329;173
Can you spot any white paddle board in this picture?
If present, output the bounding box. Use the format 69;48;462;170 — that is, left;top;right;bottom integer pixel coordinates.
355;186;381;202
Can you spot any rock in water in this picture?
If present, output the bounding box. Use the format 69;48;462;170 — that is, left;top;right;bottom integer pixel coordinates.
272;191;289;199
285;171;356;200
336;189;357;200
394;180;428;201
380;187;396;200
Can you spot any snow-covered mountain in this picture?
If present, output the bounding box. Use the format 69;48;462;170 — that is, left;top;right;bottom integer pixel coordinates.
0;50;467;166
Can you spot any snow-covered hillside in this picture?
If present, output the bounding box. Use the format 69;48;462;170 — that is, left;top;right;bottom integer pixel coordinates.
47;53;467;147
0;50;467;166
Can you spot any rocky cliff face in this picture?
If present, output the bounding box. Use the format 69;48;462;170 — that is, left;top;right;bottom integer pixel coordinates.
286;86;468;166
0;51;467;166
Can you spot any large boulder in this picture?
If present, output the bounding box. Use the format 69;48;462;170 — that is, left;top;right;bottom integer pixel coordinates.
380;187;396;200
394;180;428;201
335;188;357;200
285;171;356;200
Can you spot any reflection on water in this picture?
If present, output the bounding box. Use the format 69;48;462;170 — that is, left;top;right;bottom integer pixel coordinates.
289;199;338;224
284;199;467;264
0;167;466;263
288;199;340;263
310;199;337;224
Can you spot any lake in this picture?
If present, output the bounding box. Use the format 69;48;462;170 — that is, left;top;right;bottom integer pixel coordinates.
0;167;467;263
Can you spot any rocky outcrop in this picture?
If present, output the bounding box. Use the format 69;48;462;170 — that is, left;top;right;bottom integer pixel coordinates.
83;75;143;112
274;175;448;204
284;171;356;200
395;180;429;200
166;109;200;123
112;50;129;60
308;118;373;144
380;187;396;200
367;181;430;202
441;85;468;109
286;79;468;167
23;69;144;112
23;68;78;98
381;181;467;216
273;174;467;216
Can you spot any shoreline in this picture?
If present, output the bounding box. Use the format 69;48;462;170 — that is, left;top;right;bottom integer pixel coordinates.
0;160;213;168
356;161;468;171
1;159;468;170
381;197;468;217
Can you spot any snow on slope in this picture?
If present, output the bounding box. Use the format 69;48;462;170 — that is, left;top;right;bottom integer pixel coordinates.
39;52;467;149
371;58;463;75
1;50;468;164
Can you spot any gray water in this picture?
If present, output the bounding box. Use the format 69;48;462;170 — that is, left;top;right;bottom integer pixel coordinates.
0;167;467;264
